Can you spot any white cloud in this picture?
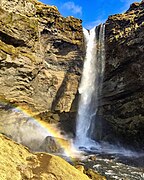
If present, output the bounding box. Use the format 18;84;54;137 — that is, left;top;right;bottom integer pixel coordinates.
61;1;82;15
85;19;106;30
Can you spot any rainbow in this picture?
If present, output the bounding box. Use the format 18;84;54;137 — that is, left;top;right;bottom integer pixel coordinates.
0;99;80;160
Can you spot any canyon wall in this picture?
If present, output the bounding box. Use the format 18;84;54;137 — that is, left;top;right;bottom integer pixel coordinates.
0;0;143;149
0;0;84;134
97;2;144;149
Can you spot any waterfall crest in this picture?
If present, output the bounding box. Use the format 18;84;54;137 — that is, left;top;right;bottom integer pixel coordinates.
75;24;105;148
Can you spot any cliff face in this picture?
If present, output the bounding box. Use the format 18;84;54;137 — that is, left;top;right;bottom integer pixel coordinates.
97;2;144;149
0;0;84;133
0;0;144;150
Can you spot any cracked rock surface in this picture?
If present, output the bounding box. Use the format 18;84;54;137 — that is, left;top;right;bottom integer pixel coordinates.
0;0;84;134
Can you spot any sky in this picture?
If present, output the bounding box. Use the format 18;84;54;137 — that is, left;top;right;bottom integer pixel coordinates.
40;0;141;29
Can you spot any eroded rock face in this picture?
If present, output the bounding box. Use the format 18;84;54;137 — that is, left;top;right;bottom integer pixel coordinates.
0;0;84;134
97;2;144;149
0;0;143;151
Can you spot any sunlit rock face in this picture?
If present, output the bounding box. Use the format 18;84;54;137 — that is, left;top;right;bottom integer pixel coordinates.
0;0;84;134
0;134;91;180
97;2;144;150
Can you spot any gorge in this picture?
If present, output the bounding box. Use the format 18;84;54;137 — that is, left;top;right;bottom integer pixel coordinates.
0;0;144;179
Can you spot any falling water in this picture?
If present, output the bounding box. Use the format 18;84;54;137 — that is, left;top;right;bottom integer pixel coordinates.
75;24;105;148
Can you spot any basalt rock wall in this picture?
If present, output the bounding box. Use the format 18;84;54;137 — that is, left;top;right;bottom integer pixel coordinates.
97;2;144;149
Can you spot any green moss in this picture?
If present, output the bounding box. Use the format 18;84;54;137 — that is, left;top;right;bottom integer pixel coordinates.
0;7;39;42
0;41;17;56
21;52;36;62
12;14;39;37
0;40;38;62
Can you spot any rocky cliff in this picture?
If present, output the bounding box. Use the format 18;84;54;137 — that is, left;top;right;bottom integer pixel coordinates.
0;0;144;151
97;2;144;149
0;0;84;134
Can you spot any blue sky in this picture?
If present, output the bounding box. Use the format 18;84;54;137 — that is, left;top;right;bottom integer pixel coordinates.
40;0;141;29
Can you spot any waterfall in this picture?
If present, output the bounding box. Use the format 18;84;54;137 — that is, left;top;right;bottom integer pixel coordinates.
75;24;105;148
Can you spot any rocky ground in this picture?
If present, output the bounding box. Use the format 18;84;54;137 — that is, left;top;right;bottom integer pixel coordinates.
0;133;107;180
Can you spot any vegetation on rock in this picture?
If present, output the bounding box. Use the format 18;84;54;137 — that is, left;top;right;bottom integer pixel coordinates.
0;0;84;135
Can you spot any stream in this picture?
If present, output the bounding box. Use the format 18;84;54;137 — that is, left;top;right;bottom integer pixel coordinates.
79;148;144;180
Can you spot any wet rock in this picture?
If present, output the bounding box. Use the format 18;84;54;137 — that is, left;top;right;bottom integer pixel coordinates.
75;162;106;180
89;155;97;161
85;169;106;180
39;136;70;154
75;165;85;173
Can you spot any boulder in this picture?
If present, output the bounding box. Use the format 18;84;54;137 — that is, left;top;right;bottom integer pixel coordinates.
39;136;70;154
